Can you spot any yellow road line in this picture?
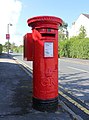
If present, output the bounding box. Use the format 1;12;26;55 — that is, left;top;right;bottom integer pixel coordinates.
18;63;32;77
59;90;89;115
14;57;89;115
13;57;33;71
13;57;33;77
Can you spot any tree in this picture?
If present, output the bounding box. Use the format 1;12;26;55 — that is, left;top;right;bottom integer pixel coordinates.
10;42;16;51
0;44;2;54
78;25;86;39
59;21;68;40
4;42;11;52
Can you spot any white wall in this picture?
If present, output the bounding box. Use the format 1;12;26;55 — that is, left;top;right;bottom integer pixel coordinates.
69;14;89;38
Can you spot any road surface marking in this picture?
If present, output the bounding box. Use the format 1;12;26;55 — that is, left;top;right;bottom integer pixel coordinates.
58;89;89;115
13;57;33;77
13;57;33;71
68;66;89;73
14;57;89;115
60;59;89;66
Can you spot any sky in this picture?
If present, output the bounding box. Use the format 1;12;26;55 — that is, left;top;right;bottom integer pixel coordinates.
0;0;89;45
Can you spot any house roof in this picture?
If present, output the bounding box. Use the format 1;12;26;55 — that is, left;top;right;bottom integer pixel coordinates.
82;13;89;19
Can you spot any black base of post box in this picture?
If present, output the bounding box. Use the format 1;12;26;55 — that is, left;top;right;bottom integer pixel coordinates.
32;97;58;112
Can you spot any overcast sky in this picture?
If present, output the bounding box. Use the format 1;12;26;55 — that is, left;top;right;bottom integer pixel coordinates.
0;0;89;45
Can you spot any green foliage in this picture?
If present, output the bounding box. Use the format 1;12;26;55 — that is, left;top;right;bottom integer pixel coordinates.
12;45;23;53
58;32;66;41
59;38;89;59
59;25;89;59
59;39;71;57
3;42;11;52
3;42;23;53
59;21;68;40
78;25;86;39
0;44;3;54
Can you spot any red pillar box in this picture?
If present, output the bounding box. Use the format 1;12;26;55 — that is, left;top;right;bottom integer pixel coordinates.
27;16;62;112
23;33;34;61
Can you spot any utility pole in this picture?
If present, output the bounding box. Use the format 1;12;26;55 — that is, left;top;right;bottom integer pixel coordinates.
7;23;12;56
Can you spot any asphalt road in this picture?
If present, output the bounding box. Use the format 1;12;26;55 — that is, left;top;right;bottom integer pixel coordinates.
11;53;89;106
59;58;89;105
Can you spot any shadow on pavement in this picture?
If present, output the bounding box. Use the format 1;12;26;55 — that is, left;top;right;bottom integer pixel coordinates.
0;54;73;120
59;72;89;105
0;54;33;115
11;78;33;115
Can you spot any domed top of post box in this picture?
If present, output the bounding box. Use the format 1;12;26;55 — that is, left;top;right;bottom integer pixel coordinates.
27;16;63;29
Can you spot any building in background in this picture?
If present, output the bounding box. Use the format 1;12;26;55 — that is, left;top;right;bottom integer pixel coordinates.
69;13;89;38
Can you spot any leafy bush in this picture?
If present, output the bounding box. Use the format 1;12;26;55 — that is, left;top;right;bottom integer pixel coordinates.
59;38;89;59
0;44;2;54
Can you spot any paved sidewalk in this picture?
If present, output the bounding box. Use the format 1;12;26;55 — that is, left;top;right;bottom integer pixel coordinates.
0;53;72;120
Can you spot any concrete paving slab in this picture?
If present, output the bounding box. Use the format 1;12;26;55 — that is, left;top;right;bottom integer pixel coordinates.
0;53;72;120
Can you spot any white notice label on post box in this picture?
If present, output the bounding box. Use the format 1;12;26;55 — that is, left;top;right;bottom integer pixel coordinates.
44;42;53;57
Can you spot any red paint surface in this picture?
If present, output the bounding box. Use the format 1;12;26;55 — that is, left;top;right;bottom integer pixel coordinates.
27;16;63;100
23;33;34;61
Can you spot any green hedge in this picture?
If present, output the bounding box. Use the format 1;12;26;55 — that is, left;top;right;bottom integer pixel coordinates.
59;38;89;59
0;44;2;54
